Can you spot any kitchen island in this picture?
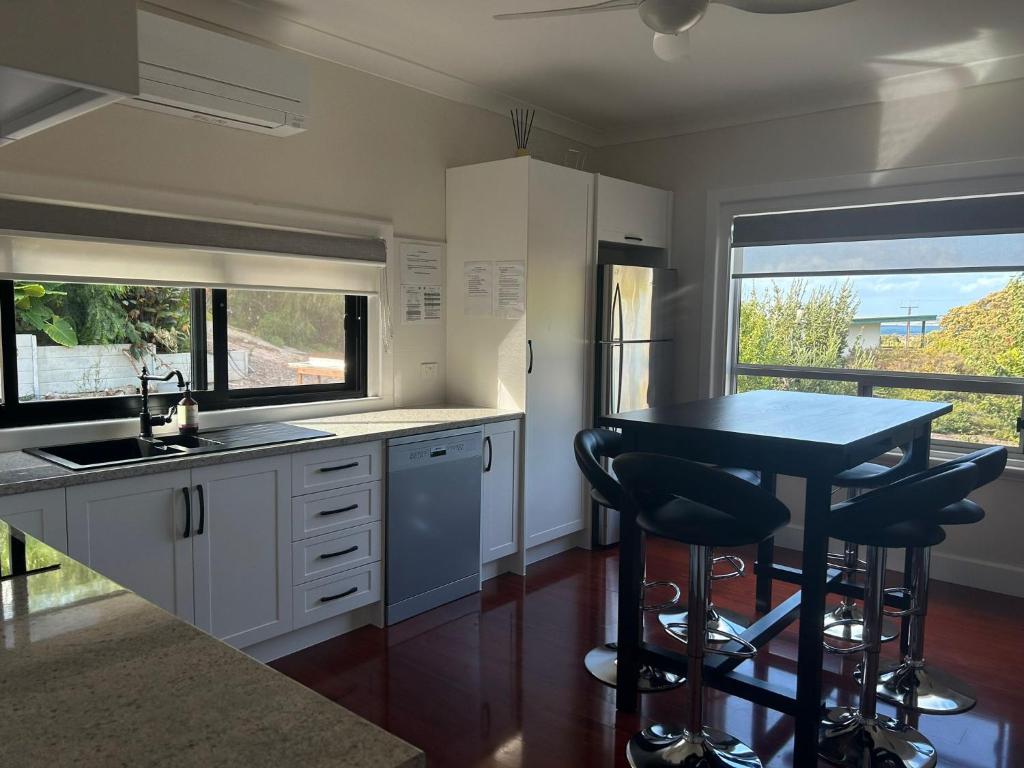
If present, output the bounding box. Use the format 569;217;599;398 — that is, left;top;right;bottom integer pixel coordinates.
0;517;425;768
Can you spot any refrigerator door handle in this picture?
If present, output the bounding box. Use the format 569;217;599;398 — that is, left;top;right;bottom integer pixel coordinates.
612;283;623;342
615;341;624;414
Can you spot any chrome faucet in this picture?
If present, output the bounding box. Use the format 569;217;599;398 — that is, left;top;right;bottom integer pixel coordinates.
138;365;186;439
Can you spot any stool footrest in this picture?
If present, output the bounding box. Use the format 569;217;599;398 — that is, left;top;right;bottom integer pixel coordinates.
663;622;758;660
881;586;917;618
822;619;869;655
712;554;746;581
641;580;682;612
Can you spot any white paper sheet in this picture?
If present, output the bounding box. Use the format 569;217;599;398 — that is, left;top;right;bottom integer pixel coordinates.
463;261;493;316
401;284;443;324
493;260;526;319
399;242;443;286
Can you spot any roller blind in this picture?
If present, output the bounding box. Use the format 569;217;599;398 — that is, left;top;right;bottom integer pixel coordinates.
731;193;1024;278
0;199;385;294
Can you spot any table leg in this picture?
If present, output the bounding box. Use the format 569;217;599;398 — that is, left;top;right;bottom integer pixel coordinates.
755;472;778;615
793;474;832;768
615;510;644;712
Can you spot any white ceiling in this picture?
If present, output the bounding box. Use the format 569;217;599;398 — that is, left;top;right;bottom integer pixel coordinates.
150;0;1024;146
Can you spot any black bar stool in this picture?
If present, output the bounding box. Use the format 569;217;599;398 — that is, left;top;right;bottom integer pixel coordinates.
865;446;1007;715
615;453;791;768
574;429;683;692
657;466;758;643
819;461;979;768
824;445;916;644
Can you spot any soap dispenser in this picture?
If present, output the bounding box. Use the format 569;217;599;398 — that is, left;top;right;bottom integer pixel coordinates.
177;383;199;435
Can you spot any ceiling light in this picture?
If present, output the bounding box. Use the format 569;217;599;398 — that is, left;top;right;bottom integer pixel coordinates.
652;30;690;62
638;0;709;34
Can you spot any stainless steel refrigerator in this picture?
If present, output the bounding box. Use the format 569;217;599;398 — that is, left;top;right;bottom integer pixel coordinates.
593;261;676;545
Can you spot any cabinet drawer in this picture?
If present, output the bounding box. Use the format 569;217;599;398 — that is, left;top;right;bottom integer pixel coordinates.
292;563;380;629
292;522;380;585
291;482;380;541
291;441;381;496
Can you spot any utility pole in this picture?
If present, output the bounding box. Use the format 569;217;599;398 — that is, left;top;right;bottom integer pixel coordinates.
900;303;918;348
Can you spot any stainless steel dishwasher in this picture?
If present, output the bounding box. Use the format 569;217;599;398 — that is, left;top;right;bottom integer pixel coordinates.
386;426;482;625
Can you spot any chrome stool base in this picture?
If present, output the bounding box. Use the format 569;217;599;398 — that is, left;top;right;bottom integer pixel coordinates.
873;661;977;714
583;643;684;692
823;602;898;644
819;708;936;768
658;608;748;644
627;724;762;768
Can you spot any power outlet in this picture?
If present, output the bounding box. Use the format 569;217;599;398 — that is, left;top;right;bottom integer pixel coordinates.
420;362;439;381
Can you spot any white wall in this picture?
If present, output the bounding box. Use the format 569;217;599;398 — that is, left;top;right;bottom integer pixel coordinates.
0;51;589;411
593;79;1024;596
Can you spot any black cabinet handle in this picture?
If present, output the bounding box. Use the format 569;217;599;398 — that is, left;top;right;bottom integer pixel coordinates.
196;484;205;536
318;503;359;517
527;340;533;374
320;586;358;603
318;461;359;473
318;545;358;560
483;435;493;472
181;487;192;539
624;234;643;242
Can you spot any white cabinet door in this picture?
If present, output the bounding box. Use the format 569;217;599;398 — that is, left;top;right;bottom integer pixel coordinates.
596;175;671;249
481;420;520;564
191;456;292;648
66;470;193;620
523;161;591;548
0;489;68;552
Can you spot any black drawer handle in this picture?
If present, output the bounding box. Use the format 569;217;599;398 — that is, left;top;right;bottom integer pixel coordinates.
320;586;358;603
624;234;643;242
318;461;359;473
317;503;359;517
319;545;358;560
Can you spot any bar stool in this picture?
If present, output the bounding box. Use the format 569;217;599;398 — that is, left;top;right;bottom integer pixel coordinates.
574;429;683;692
819;461;979;768
865;446;1007;715
824;445;916;644
657;466;758;643
615;453;791;768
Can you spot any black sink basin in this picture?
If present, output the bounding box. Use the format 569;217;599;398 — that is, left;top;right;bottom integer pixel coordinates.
27;422;332;471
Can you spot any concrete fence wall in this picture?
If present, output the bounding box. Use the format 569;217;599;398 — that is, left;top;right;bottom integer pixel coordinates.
15;335;249;400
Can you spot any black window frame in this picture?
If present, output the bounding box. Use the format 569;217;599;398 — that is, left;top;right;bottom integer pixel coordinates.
0;280;368;428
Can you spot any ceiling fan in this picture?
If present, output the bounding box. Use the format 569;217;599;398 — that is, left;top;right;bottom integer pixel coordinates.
495;0;858;61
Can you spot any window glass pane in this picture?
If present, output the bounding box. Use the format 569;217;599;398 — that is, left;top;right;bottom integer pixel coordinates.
225;289;349;389
874;388;1021;448
735;374;857;396
737;272;1024;378
14;281;192;401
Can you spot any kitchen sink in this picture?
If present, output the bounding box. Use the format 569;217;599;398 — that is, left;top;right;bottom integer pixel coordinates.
26;422;333;471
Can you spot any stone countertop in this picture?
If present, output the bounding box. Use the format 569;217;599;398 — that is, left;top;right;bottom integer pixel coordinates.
0;406;522;497
0;519;424;768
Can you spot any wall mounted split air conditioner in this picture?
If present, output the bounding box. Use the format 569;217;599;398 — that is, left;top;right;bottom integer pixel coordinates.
127;11;310;137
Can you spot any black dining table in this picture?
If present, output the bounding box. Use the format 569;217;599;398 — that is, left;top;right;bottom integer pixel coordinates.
598;389;951;768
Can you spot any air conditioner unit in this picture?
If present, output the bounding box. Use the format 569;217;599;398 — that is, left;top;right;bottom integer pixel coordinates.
127;11;309;137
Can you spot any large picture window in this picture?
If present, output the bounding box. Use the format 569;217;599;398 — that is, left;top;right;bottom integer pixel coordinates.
0;280;368;427
729;195;1024;451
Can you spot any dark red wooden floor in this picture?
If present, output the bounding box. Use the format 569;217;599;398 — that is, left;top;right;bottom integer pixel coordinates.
271;540;1024;767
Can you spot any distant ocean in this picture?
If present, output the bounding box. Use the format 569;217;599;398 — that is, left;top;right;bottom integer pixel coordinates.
880;323;938;336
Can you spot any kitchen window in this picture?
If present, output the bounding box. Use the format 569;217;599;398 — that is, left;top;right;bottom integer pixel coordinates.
0;280;368;427
729;194;1024;451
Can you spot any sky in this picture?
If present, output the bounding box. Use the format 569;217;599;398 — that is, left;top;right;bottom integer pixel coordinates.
736;233;1024;319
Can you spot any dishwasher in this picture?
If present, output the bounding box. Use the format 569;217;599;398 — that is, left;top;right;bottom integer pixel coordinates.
386;426;482;625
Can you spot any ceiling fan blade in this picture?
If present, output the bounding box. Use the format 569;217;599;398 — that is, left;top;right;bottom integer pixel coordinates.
713;0;856;13
494;0;639;22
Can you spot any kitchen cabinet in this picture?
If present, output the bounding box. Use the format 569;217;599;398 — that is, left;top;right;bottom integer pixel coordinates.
191;456;292;647
67;470;194;621
67;456;292;646
596;175;671;250
447;157;590;556
481;419;520;564
0;488;68;552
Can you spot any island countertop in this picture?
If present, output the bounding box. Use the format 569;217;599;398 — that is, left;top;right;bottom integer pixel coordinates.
0;406;522;497
0;518;425;768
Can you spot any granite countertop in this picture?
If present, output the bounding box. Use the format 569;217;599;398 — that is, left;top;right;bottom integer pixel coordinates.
0;406;521;497
0;519;424;768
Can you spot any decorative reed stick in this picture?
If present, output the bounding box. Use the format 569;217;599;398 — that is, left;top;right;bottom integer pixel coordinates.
511;108;535;157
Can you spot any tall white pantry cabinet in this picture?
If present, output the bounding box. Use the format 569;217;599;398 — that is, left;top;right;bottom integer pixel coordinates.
446;157;591;560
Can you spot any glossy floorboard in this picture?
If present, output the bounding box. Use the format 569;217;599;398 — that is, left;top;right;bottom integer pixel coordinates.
272;540;1024;768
